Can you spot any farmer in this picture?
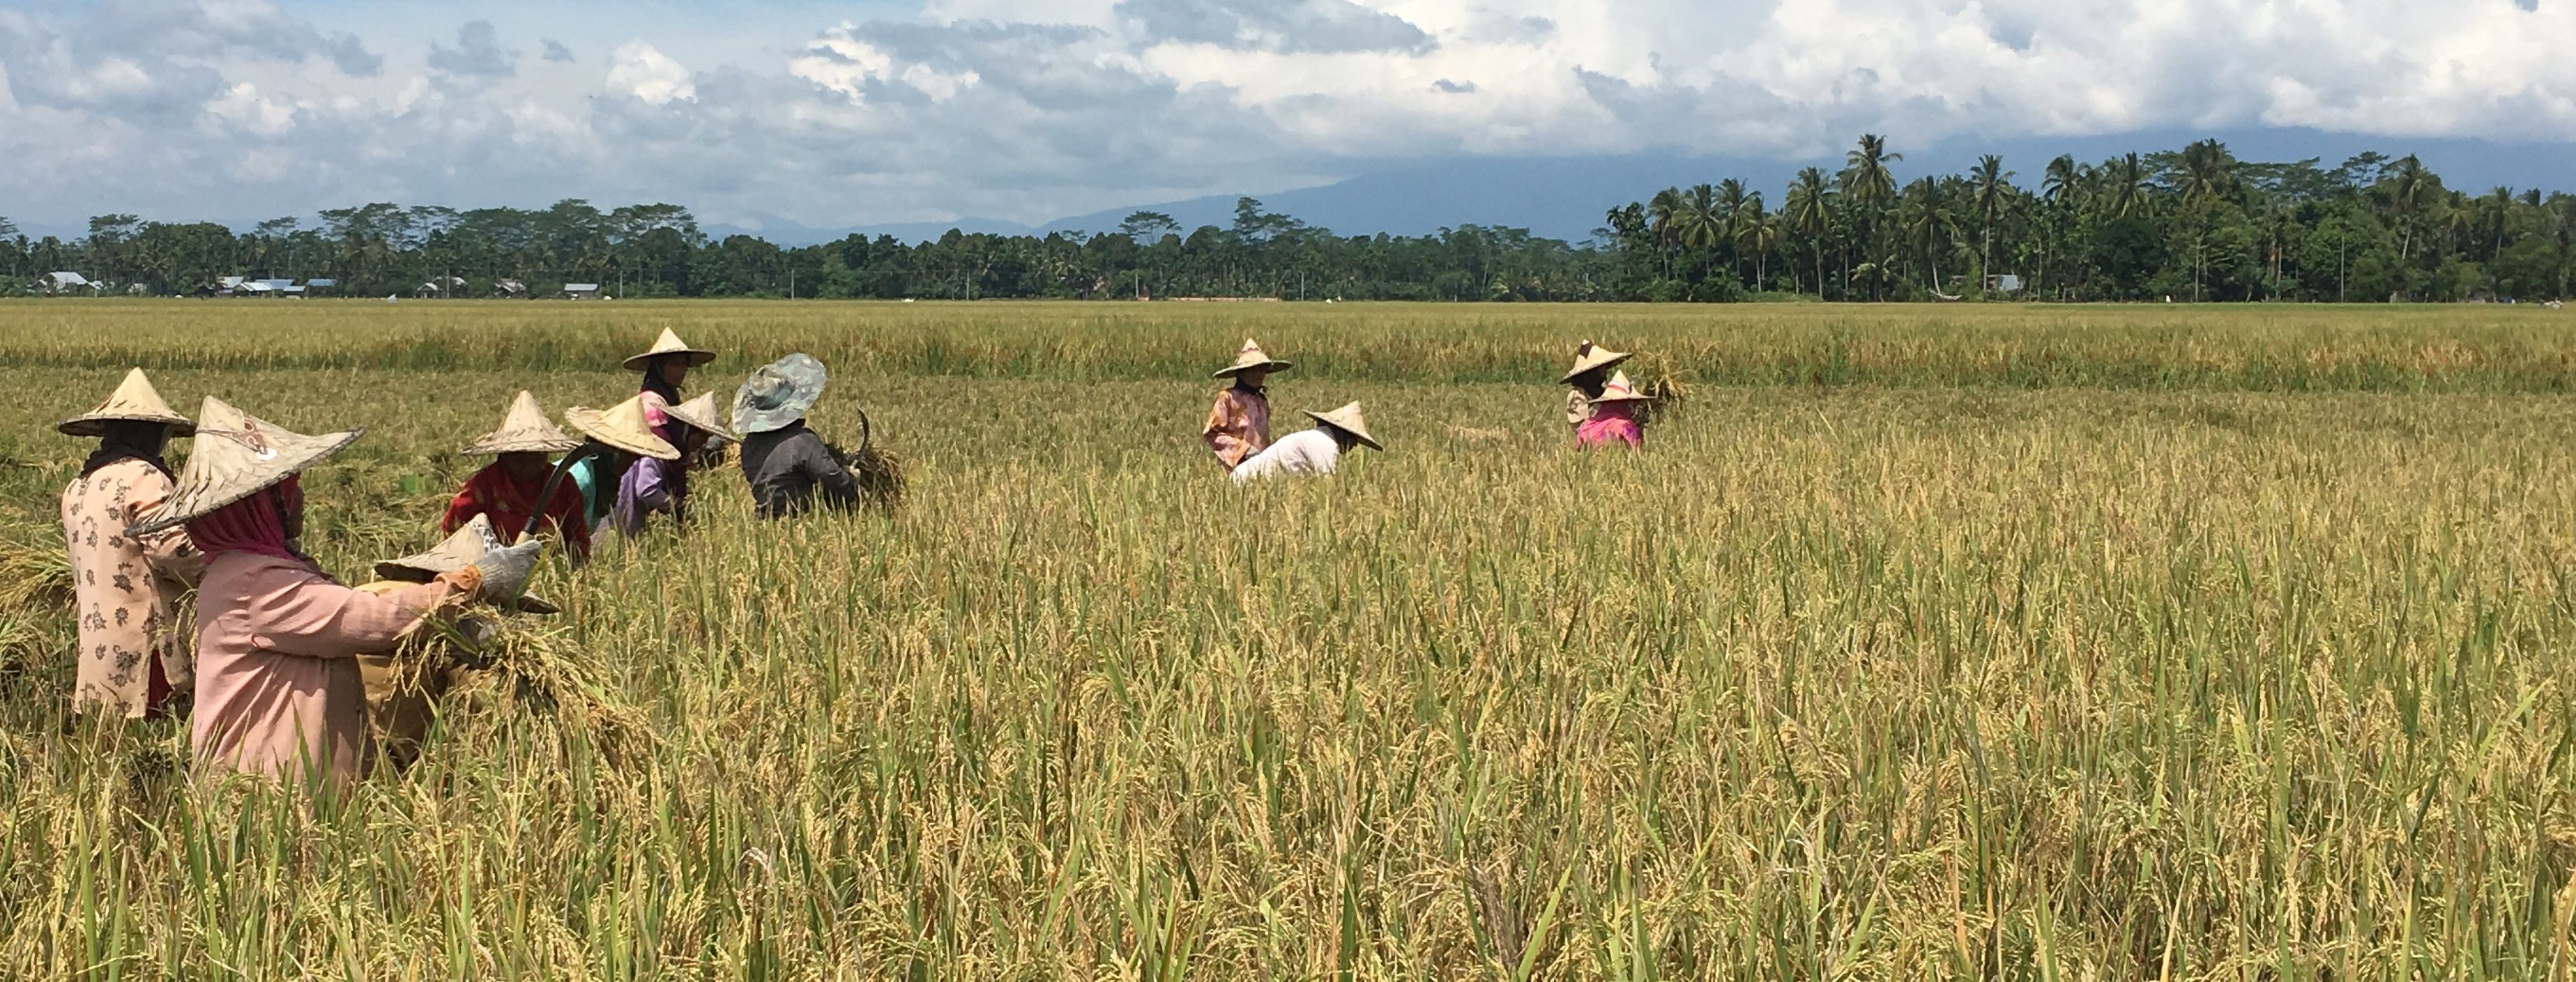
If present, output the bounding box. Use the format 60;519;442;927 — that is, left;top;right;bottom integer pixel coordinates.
625;327;717;439
59;368;205;721
733;353;861;518
125;397;534;785
563;394;680;542
613;392;732;536
1230;401;1381;483
356;514;557;771
441;390;590;558
1203;338;1289;470
1560;341;1631;433
1577;371;1656;450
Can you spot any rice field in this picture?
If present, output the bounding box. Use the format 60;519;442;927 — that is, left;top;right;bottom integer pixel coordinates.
3;299;2575;979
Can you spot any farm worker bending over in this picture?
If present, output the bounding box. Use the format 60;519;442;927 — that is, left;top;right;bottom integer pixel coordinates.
441;390;590;558
124;397;535;786
561;395;680;542
58;368;205;721
614;392;733;536
625;327;716;436
733;353;861;518
1231;401;1382;483
1203;337;1290;470
1560;341;1631;434
1576;371;1656;450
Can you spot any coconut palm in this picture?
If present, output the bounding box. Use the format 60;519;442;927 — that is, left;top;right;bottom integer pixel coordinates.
2175;139;2236;208
1675;184;1725;253
1970;154;2014;289
2105;153;2154;220
1900;178;1958;294
1785;167;1834;298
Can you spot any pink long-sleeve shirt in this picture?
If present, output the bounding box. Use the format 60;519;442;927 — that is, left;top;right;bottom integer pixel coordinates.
190;551;454;785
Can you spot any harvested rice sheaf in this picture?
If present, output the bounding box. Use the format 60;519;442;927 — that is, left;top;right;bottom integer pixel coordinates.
379;611;654;767
826;443;907;512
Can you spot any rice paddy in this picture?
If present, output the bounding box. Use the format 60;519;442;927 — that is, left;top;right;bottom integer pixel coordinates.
2;299;2573;979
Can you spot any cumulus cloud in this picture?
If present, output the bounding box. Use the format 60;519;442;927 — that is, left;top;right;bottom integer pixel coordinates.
0;0;2570;233
1113;0;1435;54
428;20;516;79
606;41;694;105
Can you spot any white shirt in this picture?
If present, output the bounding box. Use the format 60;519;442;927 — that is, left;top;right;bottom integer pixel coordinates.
1230;429;1341;483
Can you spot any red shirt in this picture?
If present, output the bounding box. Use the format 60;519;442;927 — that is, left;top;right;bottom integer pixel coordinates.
441;461;591;557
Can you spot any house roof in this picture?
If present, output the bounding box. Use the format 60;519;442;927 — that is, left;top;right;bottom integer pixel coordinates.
564;283;600;291
48;271;90;287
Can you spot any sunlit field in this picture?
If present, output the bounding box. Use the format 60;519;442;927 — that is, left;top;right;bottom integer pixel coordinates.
3;299;2575;979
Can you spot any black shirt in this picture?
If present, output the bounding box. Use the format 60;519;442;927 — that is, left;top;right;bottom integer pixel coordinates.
737;422;859;518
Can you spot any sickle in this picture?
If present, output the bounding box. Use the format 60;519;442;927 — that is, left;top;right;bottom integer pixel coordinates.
519;441;604;545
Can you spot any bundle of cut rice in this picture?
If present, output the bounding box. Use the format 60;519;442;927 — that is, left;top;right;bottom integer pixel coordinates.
386;613;655;767
823;407;904;512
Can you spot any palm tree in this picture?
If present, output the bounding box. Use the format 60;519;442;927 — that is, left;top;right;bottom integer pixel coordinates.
1970;154;2013;289
1900;178;1957;294
2388;155;2432;266
2105;153;2154;220
1785;168;1833;298
2175;139;2236;208
1675;184;1725;252
1647;187;1684;277
1743;211;1783;291
1843;135;1900;282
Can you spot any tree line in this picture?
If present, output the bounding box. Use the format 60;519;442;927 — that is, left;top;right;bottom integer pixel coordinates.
4;135;2570;302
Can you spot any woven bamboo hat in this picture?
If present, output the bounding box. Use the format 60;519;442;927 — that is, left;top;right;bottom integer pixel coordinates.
58;367;195;438
461;391;581;455
1214;338;1293;378
126;397;360;536
662;392;736;443
1587;371;1658;404
564;395;680;461
733;353;826;435
372;514;559;614
621;328;718;371
1303;401;1382;451
1559;341;1631;384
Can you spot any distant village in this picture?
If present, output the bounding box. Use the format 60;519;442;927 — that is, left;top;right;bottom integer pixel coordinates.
29;272;611;301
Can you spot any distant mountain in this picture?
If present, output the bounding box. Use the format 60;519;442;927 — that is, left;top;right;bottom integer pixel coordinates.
817;127;2576;245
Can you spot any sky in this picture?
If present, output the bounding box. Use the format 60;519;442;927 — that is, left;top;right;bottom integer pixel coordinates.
1;0;2570;237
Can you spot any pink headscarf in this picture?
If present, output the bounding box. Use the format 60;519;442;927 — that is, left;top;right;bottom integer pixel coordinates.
185;476;310;565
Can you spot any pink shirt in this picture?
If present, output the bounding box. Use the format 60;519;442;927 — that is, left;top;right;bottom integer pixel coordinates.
1576;410;1643;449
190;551;452;785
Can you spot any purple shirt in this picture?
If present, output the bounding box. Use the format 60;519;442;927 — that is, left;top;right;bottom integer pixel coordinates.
613;454;687;536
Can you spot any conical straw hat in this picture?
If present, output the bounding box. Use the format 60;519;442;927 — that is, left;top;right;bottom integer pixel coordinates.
58;367;195;438
1213;338;1293;378
564;395;680;461
126;397;360;536
662;392;736;443
371;514;559;614
620;328;717;371
733;353;827;435
1559;341;1631;384
1587;370;1658;404
1303;401;1382;451
460;391;581;455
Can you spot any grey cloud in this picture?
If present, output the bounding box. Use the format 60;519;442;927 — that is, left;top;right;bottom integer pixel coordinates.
1113;0;1434;54
542;39;574;63
1433;79;1476;93
429;20;517;79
